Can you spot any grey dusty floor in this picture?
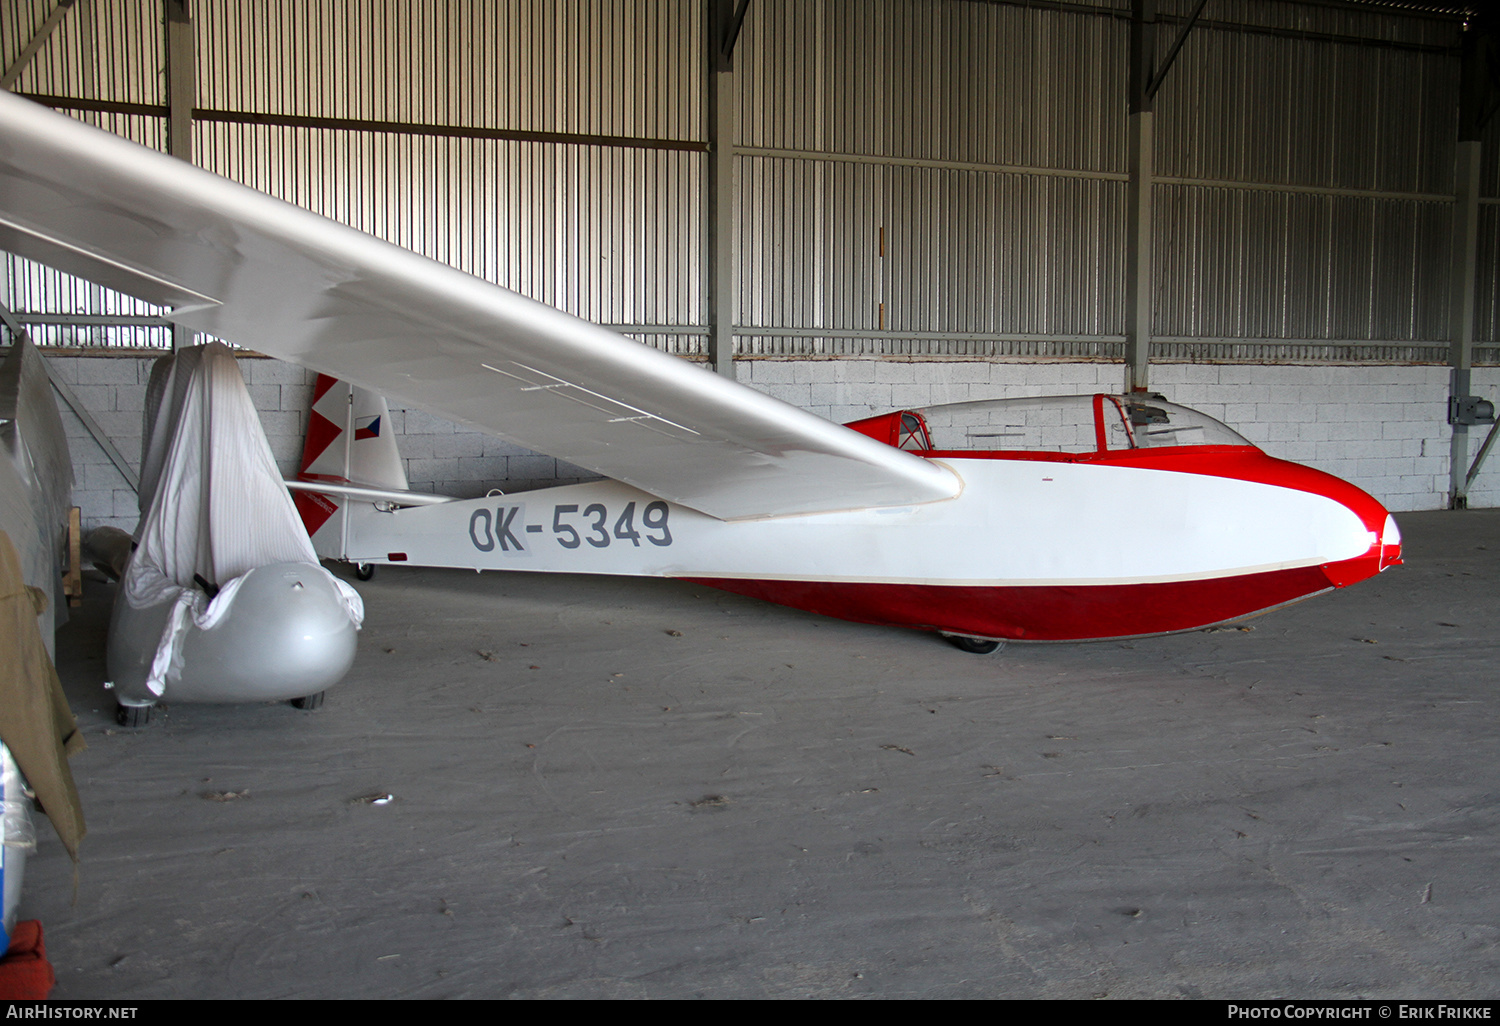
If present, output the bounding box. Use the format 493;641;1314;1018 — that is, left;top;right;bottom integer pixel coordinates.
16;509;1500;999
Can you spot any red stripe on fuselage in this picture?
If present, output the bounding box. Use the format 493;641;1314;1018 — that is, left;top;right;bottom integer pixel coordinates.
293;488;338;538
686;446;1394;642
684;564;1339;642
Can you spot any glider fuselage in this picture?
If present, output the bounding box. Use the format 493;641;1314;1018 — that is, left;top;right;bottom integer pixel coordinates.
321;434;1399;643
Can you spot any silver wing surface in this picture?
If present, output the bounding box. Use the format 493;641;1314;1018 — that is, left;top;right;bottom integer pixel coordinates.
0;92;959;520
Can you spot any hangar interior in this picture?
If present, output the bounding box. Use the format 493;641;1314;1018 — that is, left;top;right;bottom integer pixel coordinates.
2;0;1499;526
6;0;1500;1001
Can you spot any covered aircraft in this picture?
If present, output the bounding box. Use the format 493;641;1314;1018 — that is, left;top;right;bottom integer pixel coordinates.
95;342;362;724
0;90;1401;677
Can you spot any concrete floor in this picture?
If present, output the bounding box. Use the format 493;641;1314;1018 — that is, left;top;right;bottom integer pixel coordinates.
16;509;1500;998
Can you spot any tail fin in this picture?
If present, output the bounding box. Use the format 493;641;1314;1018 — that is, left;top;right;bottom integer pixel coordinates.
295;375;407;548
300;375;407;489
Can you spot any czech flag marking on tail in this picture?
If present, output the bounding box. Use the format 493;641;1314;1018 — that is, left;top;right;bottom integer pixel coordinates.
295;375;408;550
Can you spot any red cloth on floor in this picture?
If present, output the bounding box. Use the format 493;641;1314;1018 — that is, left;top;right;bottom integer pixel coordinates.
0;920;55;999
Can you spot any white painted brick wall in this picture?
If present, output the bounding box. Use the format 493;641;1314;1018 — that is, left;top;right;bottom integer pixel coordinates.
42;353;1500;532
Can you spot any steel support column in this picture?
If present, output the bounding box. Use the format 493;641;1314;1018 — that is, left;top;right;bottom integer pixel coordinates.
165;0;193;162
1447;18;1491;508
705;0;748;379
1123;0;1206;395
1123;0;1157;394
705;69;736;378
1124;111;1153;394
165;0;195;352
1448;140;1481;507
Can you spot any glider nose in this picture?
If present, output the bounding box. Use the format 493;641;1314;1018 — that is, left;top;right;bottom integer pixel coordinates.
173;563;362;702
1320;495;1402;588
1377;513;1403;571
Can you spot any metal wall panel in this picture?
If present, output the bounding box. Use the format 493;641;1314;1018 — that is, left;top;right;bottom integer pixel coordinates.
2;0;163;103
4;0;706;351
0;0;1485;364
195;0;702;140
734;0;1129;358
1155;26;1456;194
1473;203;1500;347
195;123;703;327
1155;185;1452;341
738;0;1125;173
737;156;1124;337
733;0;1470;360
193;0;705;341
1163;0;1460;48
1143;1;1465;354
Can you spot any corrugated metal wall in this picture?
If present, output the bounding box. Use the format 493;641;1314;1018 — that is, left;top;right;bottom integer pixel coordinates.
0;0;1488;363
1151;0;1464;362
1;0;169;346
2;0;709;351
194;0;704;333
734;0;1129;358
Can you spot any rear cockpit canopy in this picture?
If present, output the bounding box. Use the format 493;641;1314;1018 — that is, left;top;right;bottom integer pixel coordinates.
846;394;1253;456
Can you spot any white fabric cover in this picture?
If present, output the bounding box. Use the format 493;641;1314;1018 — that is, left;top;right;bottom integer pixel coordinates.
124;344;361;695
134;343;318;583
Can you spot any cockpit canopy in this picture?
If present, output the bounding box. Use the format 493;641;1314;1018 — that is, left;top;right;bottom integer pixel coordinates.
846;394;1253;456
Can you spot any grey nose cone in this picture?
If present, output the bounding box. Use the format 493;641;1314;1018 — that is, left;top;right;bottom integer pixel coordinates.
172;563;359;703
109;562;360;706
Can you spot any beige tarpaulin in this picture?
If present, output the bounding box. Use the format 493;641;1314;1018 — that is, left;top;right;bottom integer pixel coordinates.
0;337;74;655
0;531;84;860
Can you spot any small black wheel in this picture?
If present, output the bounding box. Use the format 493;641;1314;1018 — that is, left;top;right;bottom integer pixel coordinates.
291;692;325;710
354;563;375;581
115;702;153;728
945;634;1005;655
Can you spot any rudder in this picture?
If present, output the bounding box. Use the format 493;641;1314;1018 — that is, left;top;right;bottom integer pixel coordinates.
296;375;408;551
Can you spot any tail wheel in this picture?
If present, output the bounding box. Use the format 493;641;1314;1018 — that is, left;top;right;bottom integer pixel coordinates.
354;563;375;581
944;634;1005;655
115;703;153;728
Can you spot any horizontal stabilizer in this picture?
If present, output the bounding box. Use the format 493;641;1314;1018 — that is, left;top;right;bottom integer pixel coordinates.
284;479;457;507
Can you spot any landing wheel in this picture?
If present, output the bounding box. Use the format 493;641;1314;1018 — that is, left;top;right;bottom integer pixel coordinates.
291;692;325;710
354;563;375;581
944;634;1005;655
115;702;153;728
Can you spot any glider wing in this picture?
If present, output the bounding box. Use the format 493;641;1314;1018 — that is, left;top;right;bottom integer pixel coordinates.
0;92;959;520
